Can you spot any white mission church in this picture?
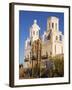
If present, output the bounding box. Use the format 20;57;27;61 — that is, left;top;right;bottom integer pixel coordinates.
24;16;64;67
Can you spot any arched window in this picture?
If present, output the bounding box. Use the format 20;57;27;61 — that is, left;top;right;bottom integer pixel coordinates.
59;35;62;41
56;36;58;40
52;23;54;28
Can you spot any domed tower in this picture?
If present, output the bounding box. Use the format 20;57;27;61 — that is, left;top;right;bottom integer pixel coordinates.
30;20;40;43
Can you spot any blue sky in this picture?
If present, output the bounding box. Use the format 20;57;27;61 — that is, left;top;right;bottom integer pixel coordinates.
19;10;64;64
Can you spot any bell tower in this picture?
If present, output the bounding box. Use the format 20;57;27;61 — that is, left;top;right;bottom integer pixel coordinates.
47;17;59;31
30;20;40;43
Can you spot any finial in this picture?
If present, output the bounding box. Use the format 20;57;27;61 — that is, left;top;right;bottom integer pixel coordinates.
34;19;37;24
